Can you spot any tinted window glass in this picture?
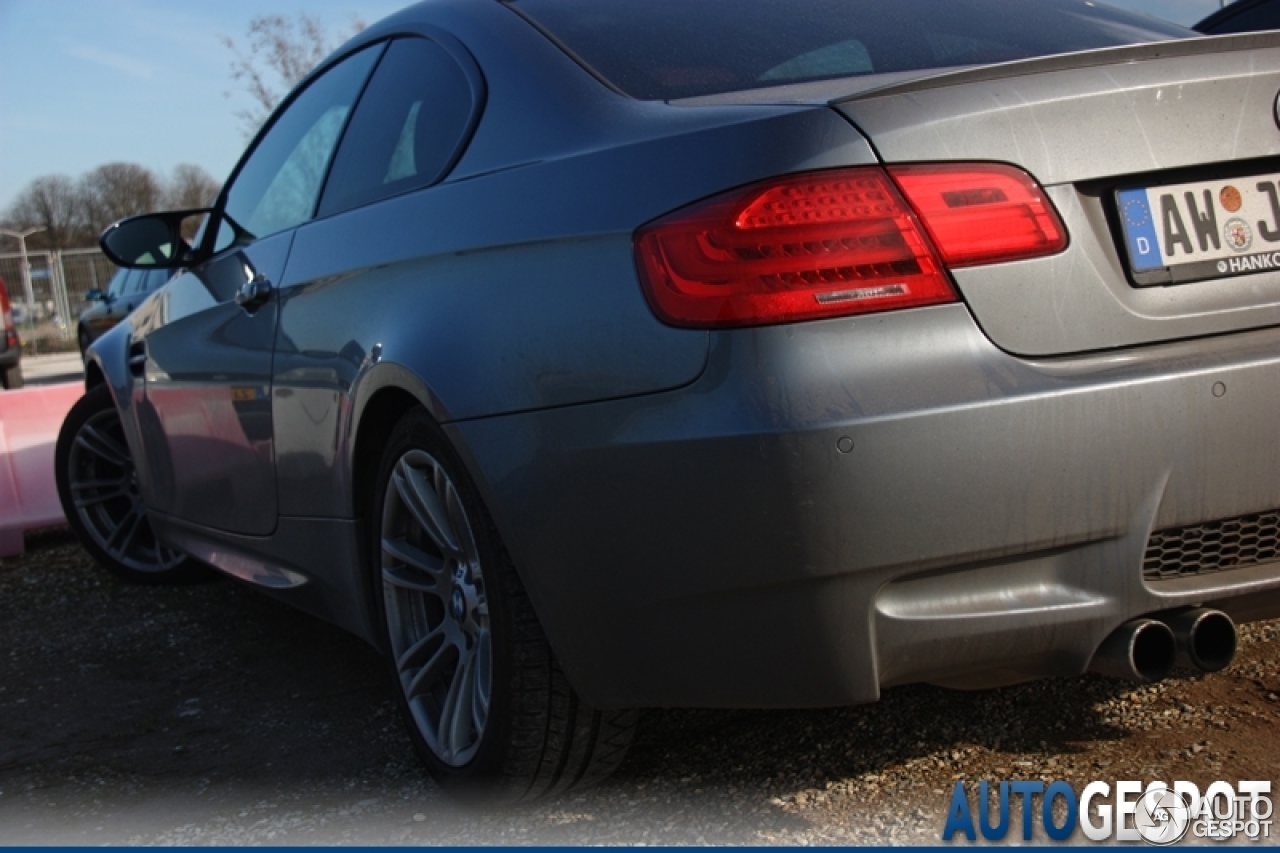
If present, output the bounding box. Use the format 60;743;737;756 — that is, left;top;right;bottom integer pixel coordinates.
136;268;170;294
222;44;382;241
1200;1;1280;33
510;0;1191;100
105;268;131;299
318;38;476;217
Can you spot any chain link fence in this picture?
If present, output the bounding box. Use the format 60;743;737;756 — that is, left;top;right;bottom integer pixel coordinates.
0;248;119;354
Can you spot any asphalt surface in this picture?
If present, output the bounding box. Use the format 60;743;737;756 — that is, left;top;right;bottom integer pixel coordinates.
0;529;1277;845
17;352;84;387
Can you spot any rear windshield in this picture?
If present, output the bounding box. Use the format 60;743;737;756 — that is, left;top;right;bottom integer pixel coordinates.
507;0;1192;101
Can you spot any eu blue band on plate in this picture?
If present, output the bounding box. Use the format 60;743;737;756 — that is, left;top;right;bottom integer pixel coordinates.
1118;189;1161;271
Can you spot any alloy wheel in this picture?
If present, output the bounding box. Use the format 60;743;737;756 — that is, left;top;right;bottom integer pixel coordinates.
380;448;492;767
66;407;185;573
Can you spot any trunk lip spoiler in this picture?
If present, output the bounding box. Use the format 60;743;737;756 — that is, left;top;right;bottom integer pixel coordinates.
838;31;1280;104
670;31;1280;109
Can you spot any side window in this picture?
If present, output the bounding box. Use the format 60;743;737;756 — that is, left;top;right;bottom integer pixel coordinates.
317;37;478;218
137;268;170;294
106;269;133;299
1208;3;1280;33
760;40;873;82
220;44;382;243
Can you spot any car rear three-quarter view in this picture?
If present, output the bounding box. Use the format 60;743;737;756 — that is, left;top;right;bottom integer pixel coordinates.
56;0;1280;800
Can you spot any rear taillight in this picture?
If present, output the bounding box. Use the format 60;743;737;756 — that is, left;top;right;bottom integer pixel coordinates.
888;163;1068;267
0;279;15;349
635;168;954;329
635;163;1066;329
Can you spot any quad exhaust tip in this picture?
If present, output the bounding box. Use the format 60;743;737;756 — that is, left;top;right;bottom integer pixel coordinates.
1089;618;1176;683
1089;608;1238;683
1164;607;1237;673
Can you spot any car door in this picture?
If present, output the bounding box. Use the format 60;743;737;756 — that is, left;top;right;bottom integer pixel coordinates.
270;35;483;517
130;44;383;536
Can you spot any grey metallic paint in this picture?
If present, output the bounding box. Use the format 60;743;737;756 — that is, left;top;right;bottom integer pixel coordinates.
835;33;1280;356
283;107;876;518
130;236;291;536
84;1;1280;710
452;307;1280;706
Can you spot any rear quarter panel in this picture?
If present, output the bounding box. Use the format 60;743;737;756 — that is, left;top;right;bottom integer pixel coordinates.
272;4;879;518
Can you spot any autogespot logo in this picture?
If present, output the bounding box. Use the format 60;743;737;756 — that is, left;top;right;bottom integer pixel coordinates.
942;779;1273;844
1134;788;1191;845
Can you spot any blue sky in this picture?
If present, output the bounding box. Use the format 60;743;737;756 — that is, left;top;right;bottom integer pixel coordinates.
0;0;1227;216
0;0;399;212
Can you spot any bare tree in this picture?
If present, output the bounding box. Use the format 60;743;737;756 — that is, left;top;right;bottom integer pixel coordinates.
222;12;365;137
5;174;86;249
7;162;221;249
78;162;163;237
164;164;222;210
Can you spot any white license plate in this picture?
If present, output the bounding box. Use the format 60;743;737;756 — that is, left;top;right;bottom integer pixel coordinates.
1116;173;1280;285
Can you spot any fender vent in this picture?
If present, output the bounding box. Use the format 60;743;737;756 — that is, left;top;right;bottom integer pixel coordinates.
1144;510;1280;582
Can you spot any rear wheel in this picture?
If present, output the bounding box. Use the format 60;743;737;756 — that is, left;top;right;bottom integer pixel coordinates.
371;409;636;800
54;384;204;583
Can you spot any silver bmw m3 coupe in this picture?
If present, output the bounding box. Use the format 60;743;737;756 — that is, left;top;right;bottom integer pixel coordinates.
55;0;1280;798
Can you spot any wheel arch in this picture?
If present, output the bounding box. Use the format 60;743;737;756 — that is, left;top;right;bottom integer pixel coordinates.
350;384;421;653
82;320;134;407
84;359;106;390
347;367;544;661
349;362;454;519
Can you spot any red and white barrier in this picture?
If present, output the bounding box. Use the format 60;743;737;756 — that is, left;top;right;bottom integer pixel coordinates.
0;383;82;557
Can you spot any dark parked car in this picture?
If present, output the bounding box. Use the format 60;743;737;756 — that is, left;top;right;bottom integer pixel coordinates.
55;0;1280;799
1195;0;1280;33
77;266;172;358
0;275;22;389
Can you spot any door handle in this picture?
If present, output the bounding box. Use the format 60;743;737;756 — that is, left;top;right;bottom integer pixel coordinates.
235;274;273;311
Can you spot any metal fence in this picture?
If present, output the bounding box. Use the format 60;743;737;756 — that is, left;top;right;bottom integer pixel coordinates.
0;248;118;353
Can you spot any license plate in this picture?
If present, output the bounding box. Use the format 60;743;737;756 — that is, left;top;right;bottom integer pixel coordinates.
1116;173;1280;286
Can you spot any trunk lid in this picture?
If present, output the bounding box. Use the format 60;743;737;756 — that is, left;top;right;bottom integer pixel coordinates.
836;32;1280;356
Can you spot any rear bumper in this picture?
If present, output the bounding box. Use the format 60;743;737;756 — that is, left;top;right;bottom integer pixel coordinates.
453;304;1280;708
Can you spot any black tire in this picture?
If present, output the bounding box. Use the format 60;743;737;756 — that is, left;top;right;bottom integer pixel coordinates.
54;384;206;584
370;408;636;801
0;364;21;390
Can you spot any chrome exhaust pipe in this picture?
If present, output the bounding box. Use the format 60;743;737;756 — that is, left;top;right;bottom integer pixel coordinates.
1162;608;1237;673
1088;618;1177;682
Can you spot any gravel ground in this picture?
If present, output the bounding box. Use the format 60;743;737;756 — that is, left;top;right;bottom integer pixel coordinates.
1;529;1277;845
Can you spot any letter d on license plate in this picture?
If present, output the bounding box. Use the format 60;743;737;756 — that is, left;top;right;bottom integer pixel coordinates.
1116;172;1280;286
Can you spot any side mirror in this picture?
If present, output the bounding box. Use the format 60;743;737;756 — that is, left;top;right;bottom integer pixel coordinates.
100;209;212;269
84;288;103;302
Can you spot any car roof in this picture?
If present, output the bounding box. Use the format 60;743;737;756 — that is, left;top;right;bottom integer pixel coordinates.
1194;0;1277;33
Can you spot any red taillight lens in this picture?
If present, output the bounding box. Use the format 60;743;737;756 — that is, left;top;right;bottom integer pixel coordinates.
888;163;1067;267
635;167;955;329
635;164;1067;329
0;278;14;347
